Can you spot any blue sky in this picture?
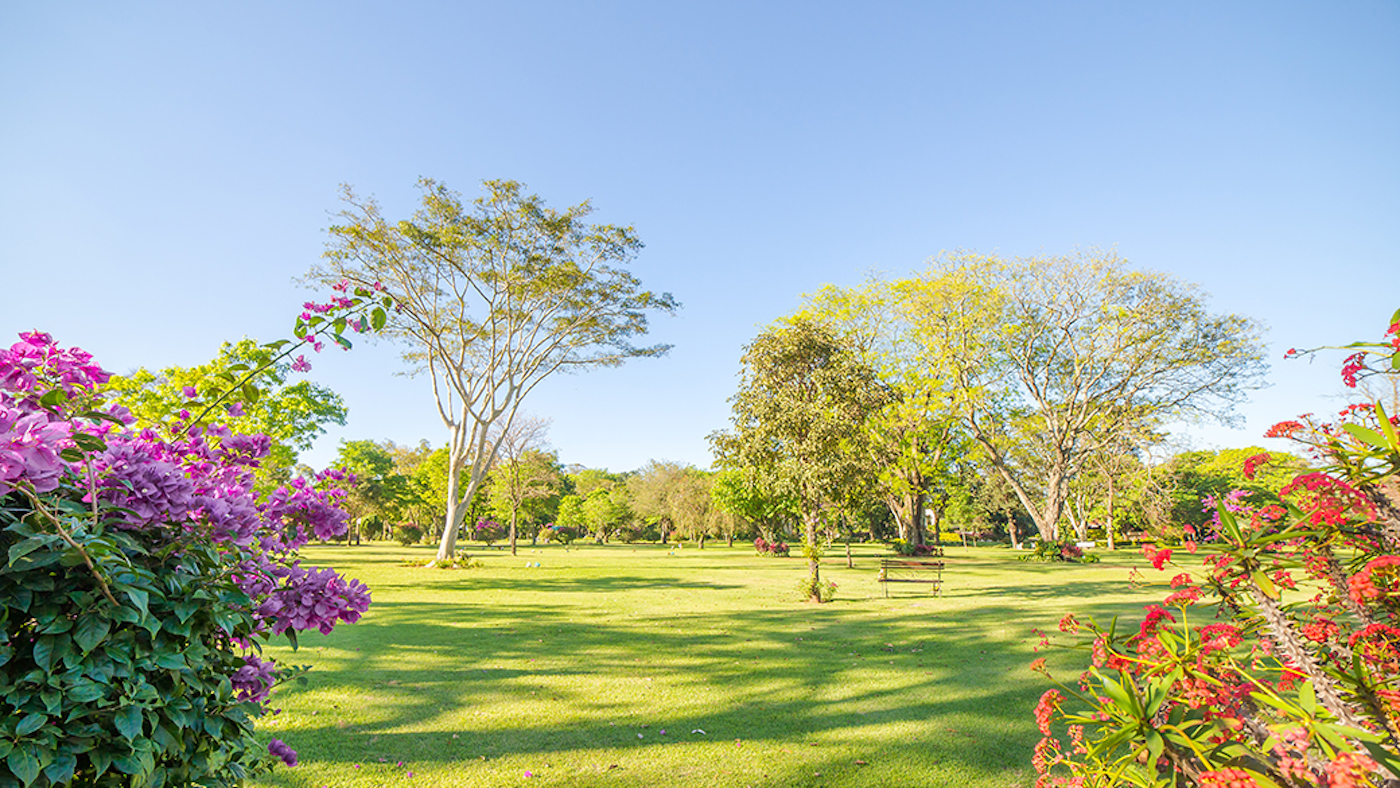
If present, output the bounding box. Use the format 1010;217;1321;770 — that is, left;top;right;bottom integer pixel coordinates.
3;2;1397;473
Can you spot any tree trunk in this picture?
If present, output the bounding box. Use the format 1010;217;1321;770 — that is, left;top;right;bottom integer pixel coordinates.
1106;474;1116;550
911;492;926;546
805;511;821;602
509;508;518;556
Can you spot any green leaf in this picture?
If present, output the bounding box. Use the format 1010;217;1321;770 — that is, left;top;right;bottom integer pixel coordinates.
1342;423;1394;452
7;747;40;787
59;447;86;462
114;705;143;740
65;679;107;704
73;615;111;653
241;383;260;404
1297;680;1317;717
14;713;45;737
38;388;68;408
153;652;187;670
124;589;149;620
1361;739;1400;779
332;317;347;335
1144;730;1164;769
1092;668;1139;718
79;410;128;425
1377;402;1399;446
371;306;387;331
71;432;108;453
32;636;56;672
9;537;53;567
43;754;76;785
333;334;352;350
1251;569;1278;600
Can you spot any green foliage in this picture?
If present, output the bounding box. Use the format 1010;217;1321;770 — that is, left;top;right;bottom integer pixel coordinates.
712;316;889;600
794;576;838;602
709;468;797;541
1163;446;1308;532
394;524;424;546
313;178;678;561
107;339;347;491
1018;541;1099;563
1033;313;1400;788
0;512;275;787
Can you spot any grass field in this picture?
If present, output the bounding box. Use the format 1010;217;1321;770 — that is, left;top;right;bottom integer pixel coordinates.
248;541;1163;788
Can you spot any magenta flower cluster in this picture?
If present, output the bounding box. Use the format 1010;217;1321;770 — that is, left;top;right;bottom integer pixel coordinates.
0;331;373;771
0;331;114;495
267;739;298;767
258;564;371;635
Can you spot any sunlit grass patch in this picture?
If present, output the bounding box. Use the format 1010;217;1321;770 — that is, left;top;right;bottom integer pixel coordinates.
249;541;1160;788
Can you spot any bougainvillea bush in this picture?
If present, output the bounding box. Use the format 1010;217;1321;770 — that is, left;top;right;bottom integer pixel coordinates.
0;291;384;787
754;536;790;557
1032;311;1400;788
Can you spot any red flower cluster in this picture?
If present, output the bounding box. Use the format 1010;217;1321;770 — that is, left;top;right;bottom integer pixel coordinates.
1141;543;1173;570
1196;767;1256;788
1264;420;1305;438
1241;452;1271;480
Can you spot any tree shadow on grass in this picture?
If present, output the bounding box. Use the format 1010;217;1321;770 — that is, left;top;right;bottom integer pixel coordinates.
263;596;1114;787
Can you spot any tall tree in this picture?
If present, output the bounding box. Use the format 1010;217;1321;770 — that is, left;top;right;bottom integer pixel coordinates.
627;460;688;543
668;467;715;547
485;415;560;555
800;281;969;547
907;250;1267;542
711;317;887;601
107;339;347;492
310;179;677;561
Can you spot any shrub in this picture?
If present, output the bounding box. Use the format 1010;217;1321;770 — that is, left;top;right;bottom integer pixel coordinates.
543;523;577;545
1019;540;1099;563
754;537;790;557
0;331;370;787
1032;312;1400;788
394;523;425;545
472;518;506;546
891;539;942;556
795;577;838;602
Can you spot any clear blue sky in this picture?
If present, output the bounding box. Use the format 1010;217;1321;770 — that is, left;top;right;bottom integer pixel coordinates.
3;2;1397;473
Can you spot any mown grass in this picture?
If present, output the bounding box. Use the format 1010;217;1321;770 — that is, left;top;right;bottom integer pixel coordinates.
248;541;1162;788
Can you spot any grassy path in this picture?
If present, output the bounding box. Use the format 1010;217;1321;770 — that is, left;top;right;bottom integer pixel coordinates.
249;542;1161;788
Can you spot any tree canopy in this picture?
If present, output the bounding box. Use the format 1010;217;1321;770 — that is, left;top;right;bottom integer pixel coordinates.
308;178;677;560
107;339;347;491
711;316;888;600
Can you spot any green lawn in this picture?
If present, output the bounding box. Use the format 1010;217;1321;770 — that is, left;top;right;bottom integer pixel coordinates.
248;541;1162;788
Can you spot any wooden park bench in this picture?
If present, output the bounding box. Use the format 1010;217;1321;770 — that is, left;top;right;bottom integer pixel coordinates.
877;554;944;597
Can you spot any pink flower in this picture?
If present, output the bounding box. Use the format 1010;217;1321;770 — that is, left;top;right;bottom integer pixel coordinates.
183;385;198;398
290;355;312;373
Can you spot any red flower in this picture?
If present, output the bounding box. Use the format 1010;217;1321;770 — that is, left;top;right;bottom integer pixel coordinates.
1033;689;1062;736
1197;766;1255;788
1241;452;1270;480
1265;420;1305;438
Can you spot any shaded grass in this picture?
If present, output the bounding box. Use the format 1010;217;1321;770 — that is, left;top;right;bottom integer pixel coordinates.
248;542;1163;788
